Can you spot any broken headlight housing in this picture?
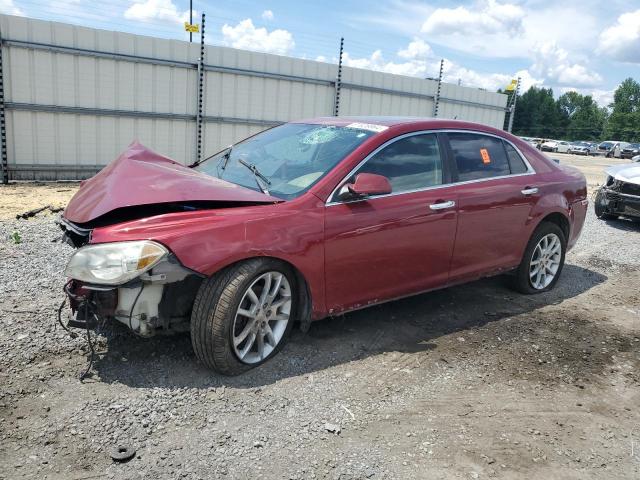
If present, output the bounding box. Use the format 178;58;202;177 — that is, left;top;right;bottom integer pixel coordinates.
64;240;168;285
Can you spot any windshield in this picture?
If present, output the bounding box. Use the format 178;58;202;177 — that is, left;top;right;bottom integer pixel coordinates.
194;123;376;199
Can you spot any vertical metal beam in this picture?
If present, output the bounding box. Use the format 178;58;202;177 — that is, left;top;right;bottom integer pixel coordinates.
0;33;7;184
432;59;444;118
195;13;206;164
333;37;344;116
189;0;193;43
507;76;521;133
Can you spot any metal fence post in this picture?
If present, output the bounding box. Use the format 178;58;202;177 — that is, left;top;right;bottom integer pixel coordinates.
333;37;343;116
432;59;444;118
195;13;205;164
0;31;8;184
507;76;521;133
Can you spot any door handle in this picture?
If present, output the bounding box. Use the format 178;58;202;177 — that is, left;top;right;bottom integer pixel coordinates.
429;200;456;210
521;187;539;195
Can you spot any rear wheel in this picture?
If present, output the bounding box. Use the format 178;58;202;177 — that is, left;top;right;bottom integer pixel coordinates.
594;188;617;220
190;259;296;375
511;222;566;294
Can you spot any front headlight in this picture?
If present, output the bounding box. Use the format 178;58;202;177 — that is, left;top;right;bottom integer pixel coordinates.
64;240;168;285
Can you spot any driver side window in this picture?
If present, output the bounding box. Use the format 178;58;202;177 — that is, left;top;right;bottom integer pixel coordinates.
352;133;443;194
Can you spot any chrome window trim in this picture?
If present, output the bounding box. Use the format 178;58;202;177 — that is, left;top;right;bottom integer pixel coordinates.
326;129;536;206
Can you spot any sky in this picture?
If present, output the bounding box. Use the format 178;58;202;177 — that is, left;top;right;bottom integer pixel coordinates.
2;0;639;107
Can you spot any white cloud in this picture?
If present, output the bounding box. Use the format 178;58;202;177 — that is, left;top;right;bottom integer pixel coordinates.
589;89;615;108
342;50;432;77
558;87;615;108
443;64;542;92
341;42;542;94
222;19;295;55
124;0;191;24
261;9;274;21
398;38;433;60
598;9;640;63
341;39;436;77
530;42;602;87
421;0;524;37
0;0;24;16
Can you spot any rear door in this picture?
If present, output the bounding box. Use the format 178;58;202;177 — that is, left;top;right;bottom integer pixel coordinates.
444;132;538;282
323;132;458;314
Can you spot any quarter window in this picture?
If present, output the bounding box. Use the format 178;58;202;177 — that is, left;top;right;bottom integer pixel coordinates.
352;133;443;194
503;141;529;174
448;133;510;181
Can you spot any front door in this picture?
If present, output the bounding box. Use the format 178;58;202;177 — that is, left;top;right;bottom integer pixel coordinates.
323;132;458;314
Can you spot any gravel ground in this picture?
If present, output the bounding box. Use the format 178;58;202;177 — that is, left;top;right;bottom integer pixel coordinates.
1;166;639;479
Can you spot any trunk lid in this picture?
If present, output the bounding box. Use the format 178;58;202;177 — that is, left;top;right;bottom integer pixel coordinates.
63;142;279;224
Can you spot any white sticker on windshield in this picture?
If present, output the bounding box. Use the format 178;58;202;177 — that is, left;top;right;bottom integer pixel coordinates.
345;122;388;133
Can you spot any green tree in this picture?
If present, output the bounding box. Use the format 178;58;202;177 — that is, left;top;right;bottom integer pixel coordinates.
604;78;640;141
512;87;566;138
557;91;607;141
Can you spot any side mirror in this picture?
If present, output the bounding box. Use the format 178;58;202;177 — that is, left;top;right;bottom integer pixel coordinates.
339;173;392;200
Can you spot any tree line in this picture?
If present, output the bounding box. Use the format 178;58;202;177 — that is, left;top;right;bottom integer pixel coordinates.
500;77;640;143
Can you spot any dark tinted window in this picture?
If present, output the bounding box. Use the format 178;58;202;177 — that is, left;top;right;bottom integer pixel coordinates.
354;133;443;193
448;133;510;181
503;141;529;174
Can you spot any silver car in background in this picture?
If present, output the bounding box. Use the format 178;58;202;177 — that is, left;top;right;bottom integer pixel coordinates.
568;142;593;156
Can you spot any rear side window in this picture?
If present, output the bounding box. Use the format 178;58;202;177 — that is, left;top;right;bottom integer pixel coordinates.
448;133;510;181
503;141;529;174
354;133;443;193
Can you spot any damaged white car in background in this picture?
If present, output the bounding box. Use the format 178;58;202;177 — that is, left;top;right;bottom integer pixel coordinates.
594;163;640;221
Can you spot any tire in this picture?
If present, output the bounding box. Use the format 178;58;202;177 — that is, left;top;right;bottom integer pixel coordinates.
510;222;566;294
190;258;297;375
594;188;617;220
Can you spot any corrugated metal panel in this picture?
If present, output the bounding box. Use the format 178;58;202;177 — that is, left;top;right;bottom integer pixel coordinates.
0;14;507;180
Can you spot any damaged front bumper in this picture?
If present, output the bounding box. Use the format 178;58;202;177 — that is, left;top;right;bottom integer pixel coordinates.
64;254;204;337
597;185;640;219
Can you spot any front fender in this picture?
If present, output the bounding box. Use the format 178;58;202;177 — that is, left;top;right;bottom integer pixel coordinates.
90;197;327;319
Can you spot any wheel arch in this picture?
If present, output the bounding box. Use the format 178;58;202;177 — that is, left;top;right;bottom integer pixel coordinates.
210;255;314;332
538;211;570;241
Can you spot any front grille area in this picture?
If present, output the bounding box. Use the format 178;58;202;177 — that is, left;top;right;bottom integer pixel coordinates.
618;181;640;197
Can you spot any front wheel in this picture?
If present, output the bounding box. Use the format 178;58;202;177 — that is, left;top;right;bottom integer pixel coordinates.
510;222;566;294
190;259;296;375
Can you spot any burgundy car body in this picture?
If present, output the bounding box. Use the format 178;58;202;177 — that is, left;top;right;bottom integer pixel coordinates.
63;117;588;323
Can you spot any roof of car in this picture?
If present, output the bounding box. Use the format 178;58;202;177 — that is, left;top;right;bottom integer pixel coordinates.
293;116;507;134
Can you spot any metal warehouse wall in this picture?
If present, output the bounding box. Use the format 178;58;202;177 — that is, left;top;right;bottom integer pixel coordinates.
0;14;508;181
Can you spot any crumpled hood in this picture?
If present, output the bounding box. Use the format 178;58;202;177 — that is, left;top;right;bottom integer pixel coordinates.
63;142;279;224
605;164;640;186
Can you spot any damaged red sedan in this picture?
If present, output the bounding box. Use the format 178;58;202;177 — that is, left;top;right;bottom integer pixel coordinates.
60;117;588;375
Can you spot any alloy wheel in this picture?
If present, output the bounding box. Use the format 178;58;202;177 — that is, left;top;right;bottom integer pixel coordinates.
232;271;292;364
529;233;562;290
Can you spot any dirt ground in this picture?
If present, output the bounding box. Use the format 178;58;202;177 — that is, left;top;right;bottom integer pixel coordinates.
0;153;639;479
0;183;79;220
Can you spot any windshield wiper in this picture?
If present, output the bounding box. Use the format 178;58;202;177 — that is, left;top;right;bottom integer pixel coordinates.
238;158;271;195
191;145;232;168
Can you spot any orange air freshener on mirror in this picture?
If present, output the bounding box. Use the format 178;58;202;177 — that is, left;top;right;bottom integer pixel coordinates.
480;148;491;164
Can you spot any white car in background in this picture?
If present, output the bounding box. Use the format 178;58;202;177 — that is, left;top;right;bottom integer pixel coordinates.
555;141;572;153
541;140;571;153
519;136;539;149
